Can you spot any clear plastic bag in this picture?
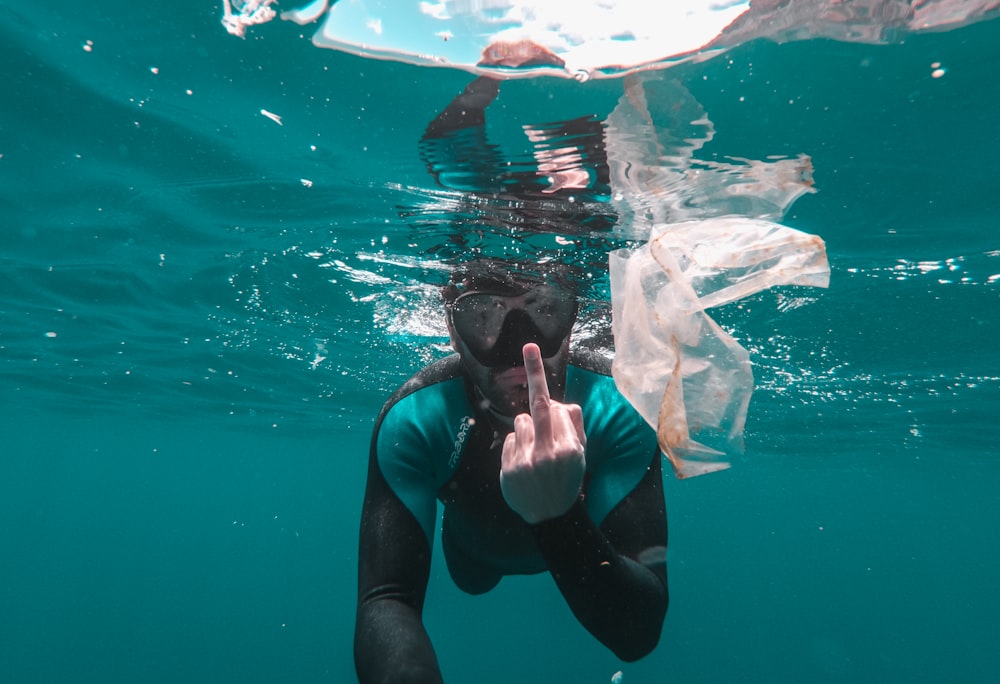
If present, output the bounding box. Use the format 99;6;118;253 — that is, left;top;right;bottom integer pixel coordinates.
610;218;830;478
604;75;818;234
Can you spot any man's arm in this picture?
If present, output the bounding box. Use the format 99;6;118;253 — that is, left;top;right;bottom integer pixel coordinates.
422;76;499;140
500;343;667;660
530;457;668;661
355;458;443;684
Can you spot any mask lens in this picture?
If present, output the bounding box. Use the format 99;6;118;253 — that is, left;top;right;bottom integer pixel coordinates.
451;294;508;358
451;288;576;365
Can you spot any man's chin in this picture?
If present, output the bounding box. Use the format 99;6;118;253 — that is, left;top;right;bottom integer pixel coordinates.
484;370;530;415
496;396;530;417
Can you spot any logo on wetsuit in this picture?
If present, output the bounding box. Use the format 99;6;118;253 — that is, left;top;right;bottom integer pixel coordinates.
448;415;475;470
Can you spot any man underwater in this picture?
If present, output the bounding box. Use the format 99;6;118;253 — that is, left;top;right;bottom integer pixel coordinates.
354;78;668;683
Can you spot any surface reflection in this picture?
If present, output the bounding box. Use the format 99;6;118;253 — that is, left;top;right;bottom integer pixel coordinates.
397;73;818;290
223;1;1000;78
407;75;619;275
393;72;830;477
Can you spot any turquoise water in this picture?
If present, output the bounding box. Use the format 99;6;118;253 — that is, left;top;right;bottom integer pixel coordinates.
2;2;999;683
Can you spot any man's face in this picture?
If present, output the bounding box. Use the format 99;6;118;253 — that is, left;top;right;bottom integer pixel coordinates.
454;334;571;416
446;286;575;416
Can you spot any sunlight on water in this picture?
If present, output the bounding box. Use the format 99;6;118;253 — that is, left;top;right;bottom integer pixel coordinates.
223;0;1000;78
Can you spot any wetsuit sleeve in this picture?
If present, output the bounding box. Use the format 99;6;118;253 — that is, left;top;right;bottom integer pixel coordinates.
529;453;668;662
354;454;443;684
355;358;466;683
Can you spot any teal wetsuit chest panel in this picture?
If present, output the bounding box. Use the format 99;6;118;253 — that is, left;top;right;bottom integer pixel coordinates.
375;375;473;542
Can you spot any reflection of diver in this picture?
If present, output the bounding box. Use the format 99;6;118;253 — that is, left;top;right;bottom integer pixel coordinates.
411;76;619;257
422;76;610;199
354;81;668;682
407;73;815;262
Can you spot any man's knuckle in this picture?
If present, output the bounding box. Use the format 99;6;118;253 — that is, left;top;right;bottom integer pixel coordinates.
531;396;550;411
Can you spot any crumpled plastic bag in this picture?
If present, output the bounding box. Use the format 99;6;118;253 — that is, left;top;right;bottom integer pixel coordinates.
610;217;830;478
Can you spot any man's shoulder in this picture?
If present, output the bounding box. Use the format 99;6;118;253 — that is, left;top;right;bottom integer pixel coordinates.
566;347;654;442
568;347;613;376
372;354;474;495
567;348;617;401
375;354;465;424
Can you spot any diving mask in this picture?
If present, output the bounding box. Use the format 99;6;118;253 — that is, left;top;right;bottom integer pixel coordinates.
449;286;577;367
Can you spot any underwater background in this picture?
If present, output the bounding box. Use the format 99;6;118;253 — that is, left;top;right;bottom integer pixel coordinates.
2;1;998;682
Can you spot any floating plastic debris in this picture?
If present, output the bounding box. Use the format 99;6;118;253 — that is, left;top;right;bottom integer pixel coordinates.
610;218;830;478
605;74;829;478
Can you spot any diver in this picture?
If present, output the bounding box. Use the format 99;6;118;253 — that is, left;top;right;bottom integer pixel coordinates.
354;76;668;683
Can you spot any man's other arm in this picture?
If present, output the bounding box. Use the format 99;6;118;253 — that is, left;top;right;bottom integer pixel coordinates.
355;458;443;684
530;455;668;661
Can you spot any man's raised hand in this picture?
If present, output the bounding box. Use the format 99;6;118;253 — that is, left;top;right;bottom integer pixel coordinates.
499;343;586;524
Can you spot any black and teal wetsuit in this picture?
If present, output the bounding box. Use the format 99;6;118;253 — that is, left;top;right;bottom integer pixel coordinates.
354;349;669;683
